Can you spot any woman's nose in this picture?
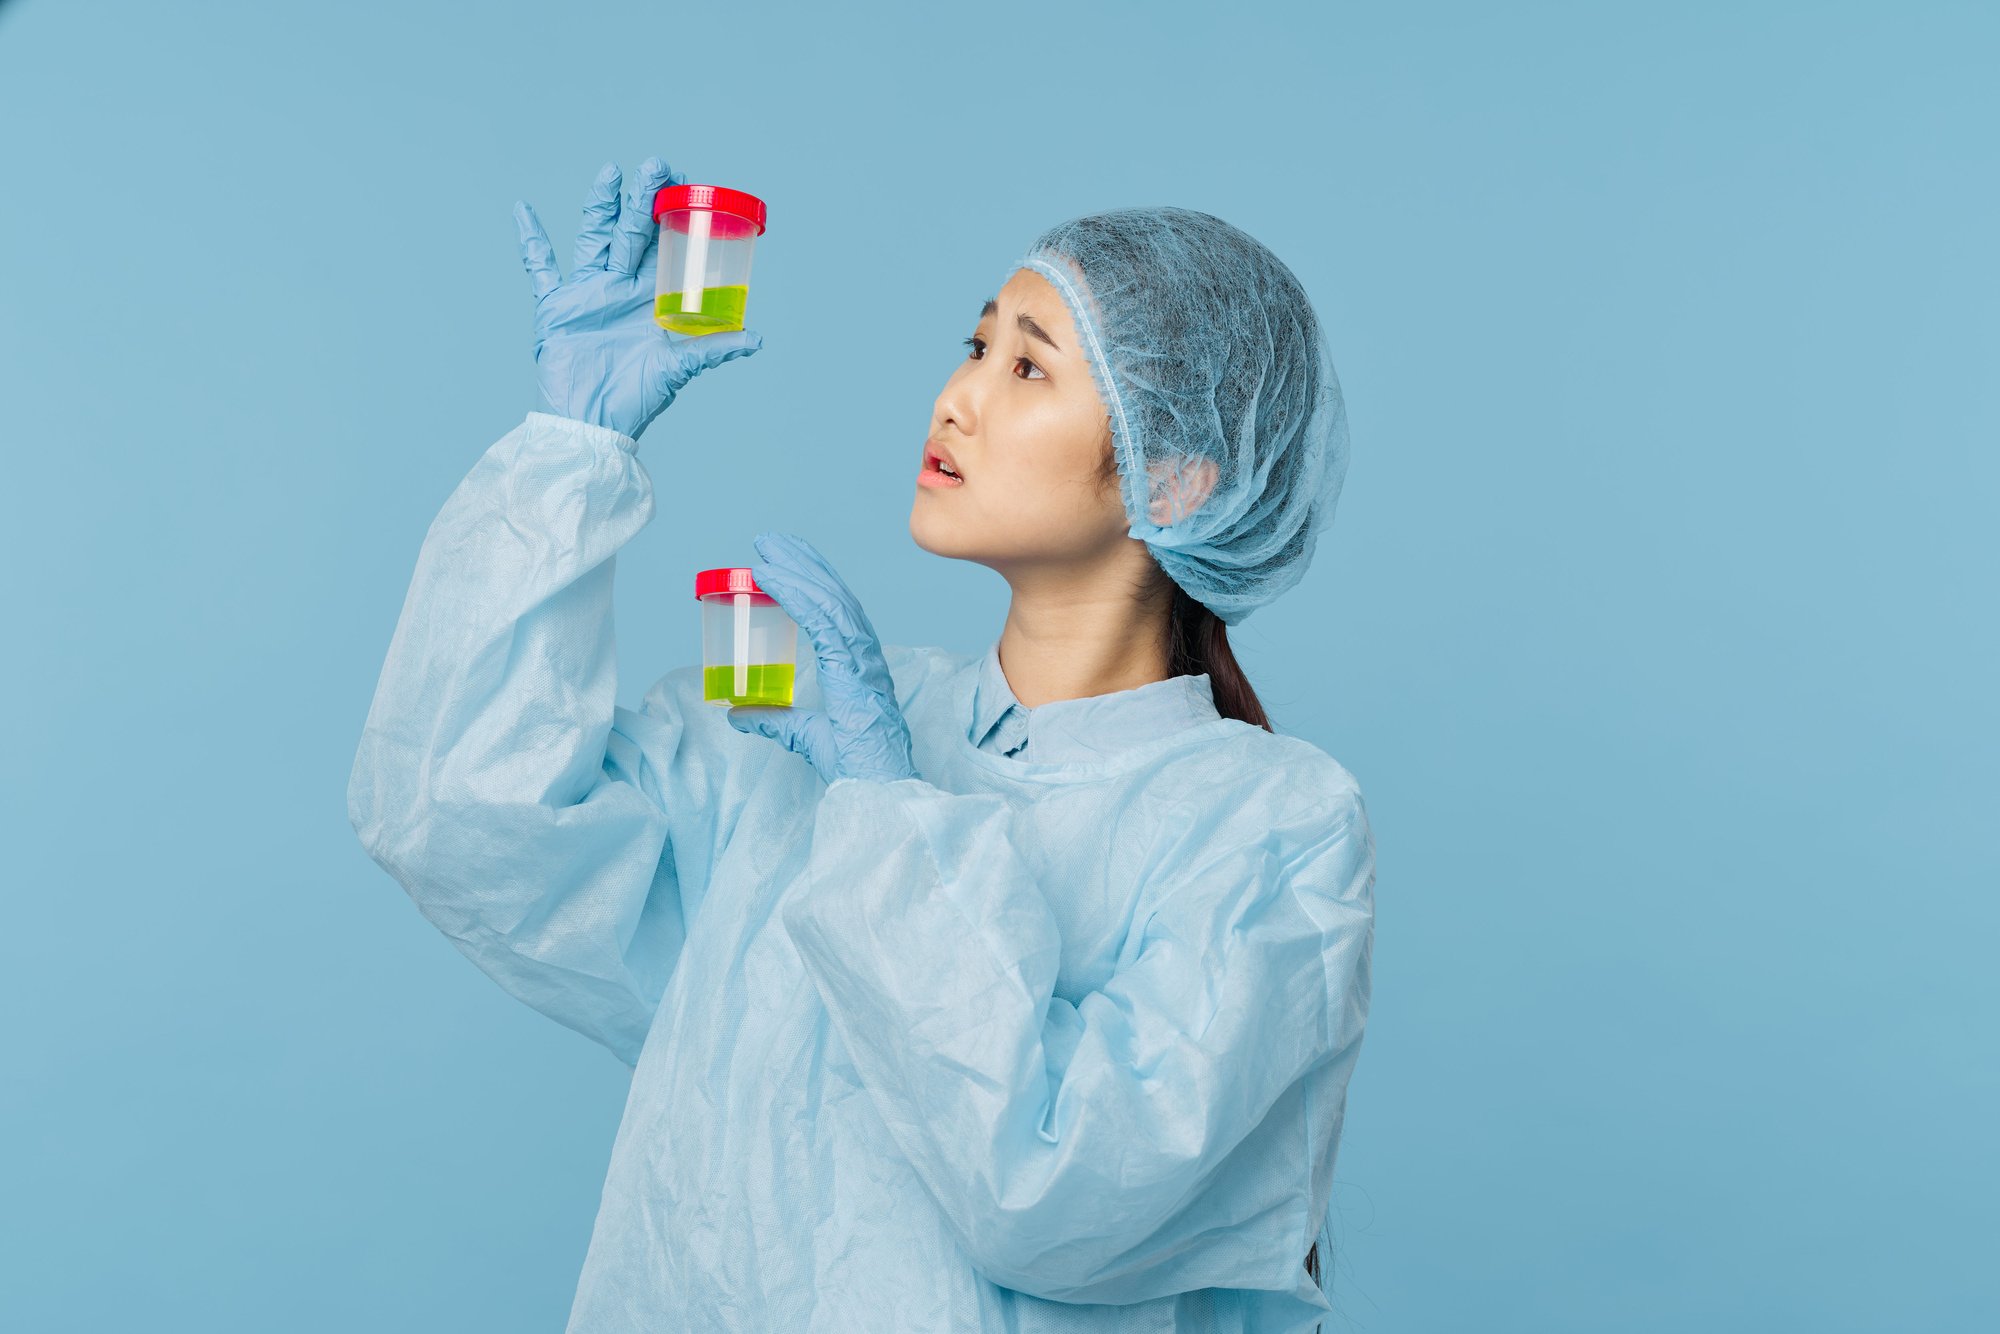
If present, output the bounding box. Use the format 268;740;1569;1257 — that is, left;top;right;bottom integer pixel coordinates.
932;369;978;437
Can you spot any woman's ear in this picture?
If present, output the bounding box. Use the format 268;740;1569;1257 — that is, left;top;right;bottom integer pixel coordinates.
1146;457;1219;526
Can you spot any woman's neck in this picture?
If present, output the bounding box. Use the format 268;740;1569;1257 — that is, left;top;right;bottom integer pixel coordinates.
994;585;1173;709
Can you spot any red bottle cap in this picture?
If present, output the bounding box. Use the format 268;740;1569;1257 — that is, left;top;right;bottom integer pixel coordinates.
695;566;778;605
653;184;768;237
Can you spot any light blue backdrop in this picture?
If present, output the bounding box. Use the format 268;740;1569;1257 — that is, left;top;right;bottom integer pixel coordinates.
3;1;1993;1329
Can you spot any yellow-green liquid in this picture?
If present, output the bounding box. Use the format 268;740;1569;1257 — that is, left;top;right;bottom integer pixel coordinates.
703;661;795;707
655;284;750;334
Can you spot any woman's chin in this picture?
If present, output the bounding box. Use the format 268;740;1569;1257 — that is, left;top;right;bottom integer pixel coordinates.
908;506;953;556
909;512;992;566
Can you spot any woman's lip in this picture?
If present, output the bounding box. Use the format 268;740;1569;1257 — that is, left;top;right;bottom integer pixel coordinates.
924;440;964;475
920;444;965;486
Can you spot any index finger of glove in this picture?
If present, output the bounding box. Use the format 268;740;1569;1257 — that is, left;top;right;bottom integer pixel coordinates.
573;162;622;273
751;533;896;697
514;201;562;301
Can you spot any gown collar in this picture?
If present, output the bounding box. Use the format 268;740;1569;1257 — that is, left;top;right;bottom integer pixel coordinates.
965;638;1220;764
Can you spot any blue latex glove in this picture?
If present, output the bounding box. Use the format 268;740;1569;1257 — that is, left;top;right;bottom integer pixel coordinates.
726;532;920;785
514;156;762;441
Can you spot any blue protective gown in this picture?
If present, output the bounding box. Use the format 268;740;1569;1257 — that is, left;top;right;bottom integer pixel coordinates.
347;412;1377;1332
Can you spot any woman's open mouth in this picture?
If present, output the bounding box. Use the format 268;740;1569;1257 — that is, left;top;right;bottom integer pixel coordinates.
919;449;965;488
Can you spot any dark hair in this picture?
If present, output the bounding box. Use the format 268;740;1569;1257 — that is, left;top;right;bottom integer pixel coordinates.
1166;582;1270;733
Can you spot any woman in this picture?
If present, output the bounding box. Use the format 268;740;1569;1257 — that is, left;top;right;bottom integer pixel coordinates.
348;153;1375;1333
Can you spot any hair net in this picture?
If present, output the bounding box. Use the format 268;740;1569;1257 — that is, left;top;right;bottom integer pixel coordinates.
1010;207;1350;625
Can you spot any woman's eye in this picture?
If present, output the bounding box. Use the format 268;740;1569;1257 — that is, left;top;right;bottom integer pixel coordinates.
961;335;1044;381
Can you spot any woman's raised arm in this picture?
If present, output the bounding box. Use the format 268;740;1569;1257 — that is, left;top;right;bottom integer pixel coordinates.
347;155;762;1064
347;414;720;1063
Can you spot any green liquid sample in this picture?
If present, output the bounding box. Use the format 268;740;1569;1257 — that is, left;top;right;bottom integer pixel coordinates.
703;661;795;707
655;284;750;334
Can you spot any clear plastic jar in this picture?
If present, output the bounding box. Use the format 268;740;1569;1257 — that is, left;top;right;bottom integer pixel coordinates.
652;184;768;335
696;566;797;707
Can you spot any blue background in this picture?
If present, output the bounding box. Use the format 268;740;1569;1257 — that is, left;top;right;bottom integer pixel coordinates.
3;1;1993;1329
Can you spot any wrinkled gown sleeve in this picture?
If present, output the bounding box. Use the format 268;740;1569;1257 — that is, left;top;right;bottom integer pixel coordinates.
347;411;756;1066
780;773;1375;1305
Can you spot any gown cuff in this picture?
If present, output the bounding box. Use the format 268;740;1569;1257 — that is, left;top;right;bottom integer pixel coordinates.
524;409;640;455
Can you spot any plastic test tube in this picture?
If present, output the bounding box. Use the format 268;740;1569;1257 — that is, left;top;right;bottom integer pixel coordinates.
680;207;712;318
734;590;750;699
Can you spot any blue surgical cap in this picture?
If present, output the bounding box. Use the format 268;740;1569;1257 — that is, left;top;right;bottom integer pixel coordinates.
1012;207;1350;625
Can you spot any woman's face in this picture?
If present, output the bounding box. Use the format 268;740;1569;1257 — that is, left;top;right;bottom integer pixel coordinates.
910;268;1131;573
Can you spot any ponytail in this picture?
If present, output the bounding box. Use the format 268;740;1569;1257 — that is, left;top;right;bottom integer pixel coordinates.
1166;582;1271;732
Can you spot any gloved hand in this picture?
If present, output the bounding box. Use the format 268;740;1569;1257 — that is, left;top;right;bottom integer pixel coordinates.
726;532;920;786
514;156;761;441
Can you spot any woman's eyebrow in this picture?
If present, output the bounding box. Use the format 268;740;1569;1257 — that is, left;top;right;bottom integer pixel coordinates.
978;297;1062;354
